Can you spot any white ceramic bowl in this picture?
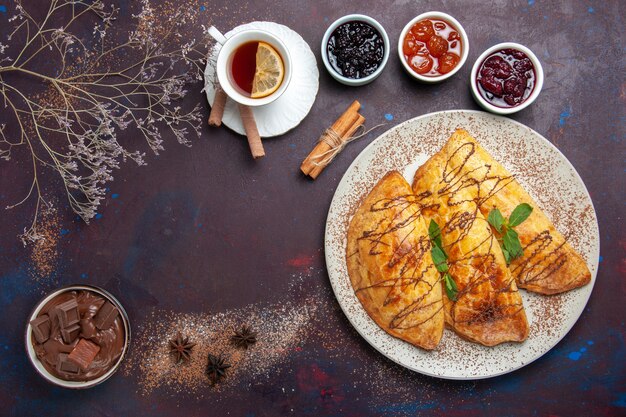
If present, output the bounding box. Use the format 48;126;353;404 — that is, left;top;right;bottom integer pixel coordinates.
321;14;390;86
398;11;469;83
470;42;544;115
25;285;131;389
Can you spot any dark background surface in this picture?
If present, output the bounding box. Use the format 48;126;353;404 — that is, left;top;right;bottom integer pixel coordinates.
0;1;624;416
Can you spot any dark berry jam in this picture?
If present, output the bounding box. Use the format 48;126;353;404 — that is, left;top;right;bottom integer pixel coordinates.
476;48;536;108
327;21;385;79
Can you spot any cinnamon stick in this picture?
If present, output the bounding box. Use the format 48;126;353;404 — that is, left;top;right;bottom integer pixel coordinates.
307;114;365;179
238;104;265;159
301;100;363;178
208;87;227;127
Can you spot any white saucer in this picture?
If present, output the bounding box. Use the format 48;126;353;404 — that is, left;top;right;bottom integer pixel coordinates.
204;22;319;138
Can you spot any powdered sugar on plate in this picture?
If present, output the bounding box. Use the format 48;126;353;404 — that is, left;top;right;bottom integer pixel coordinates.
324;110;599;380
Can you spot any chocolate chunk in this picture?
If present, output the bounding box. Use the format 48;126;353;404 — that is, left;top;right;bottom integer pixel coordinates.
42;338;77;366
68;338;100;370
55;299;80;328
30;315;51;344
43;338;75;354
93;301;118;330
79;318;98;339
61;323;81;344
56;353;80;377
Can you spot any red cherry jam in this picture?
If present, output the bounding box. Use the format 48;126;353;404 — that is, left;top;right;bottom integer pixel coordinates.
476;48;536;108
403;18;462;77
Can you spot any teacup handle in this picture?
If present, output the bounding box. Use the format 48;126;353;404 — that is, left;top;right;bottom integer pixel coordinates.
208;26;227;45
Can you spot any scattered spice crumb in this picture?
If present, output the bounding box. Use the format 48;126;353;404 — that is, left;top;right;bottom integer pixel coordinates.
123;286;318;397
29;205;60;281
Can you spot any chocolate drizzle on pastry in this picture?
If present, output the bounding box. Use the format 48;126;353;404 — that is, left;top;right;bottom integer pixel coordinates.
441;142;554;280
428;129;590;294
346;171;445;350
355;195;441;327
413;136;529;346
346;128;589;349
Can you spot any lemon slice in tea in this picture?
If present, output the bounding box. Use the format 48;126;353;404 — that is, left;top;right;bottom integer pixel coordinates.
251;42;285;99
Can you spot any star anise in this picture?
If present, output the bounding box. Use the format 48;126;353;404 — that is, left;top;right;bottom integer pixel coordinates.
169;332;196;363
206;353;231;384
230;325;257;349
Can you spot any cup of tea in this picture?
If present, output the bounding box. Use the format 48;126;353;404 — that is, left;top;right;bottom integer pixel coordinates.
209;26;292;107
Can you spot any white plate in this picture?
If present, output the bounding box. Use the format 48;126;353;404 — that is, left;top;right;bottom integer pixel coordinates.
325;110;599;380
204;21;319;137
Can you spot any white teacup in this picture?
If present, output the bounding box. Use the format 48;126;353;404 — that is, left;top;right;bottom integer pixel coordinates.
209;26;292;107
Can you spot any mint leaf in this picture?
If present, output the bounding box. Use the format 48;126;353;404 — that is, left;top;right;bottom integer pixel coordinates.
428;219;443;250
431;246;448;272
508;203;533;227
490;204;532;263
503;228;523;259
428;221;456;300
487;208;505;233
443;273;458;301
502;248;511;265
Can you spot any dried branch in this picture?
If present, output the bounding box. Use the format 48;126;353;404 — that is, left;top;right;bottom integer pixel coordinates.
0;0;208;245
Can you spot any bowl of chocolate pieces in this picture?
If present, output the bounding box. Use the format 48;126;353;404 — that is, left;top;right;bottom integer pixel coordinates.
26;285;130;388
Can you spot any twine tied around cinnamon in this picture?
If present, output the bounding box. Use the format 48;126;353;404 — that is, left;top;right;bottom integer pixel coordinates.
302;100;379;179
313;123;386;167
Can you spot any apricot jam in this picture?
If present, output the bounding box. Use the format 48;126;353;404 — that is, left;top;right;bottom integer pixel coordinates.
403;19;462;77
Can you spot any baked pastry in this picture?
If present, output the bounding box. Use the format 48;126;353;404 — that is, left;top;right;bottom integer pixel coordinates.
413;146;529;346
430;129;591;294
346;171;444;350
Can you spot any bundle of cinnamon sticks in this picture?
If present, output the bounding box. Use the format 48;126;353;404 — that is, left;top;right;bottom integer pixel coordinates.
208;87;265;159
301;100;365;179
